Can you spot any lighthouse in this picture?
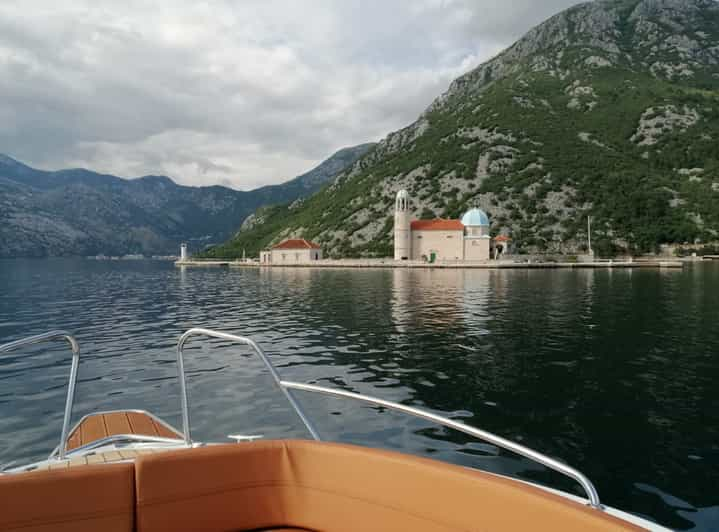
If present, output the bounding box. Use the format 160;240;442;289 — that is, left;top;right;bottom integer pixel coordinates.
394;189;411;260
180;243;188;262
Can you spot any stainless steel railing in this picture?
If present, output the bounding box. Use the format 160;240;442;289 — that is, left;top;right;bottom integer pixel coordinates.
175;328;602;509
1;327;602;508
282;381;601;508
0;330;80;460
176;328;321;444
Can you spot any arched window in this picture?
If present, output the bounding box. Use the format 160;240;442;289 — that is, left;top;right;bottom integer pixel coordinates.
396;195;408;212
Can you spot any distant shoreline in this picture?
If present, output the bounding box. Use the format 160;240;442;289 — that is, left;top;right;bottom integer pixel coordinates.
174;258;687;269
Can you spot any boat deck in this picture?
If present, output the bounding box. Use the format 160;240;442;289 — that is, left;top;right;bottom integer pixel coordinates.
39;448;168;471
66;411;182;451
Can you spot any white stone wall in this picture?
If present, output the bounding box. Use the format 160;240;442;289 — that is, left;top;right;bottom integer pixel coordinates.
463;237;491;261
466;226;490;237
411;230;464;261
270;248;322;263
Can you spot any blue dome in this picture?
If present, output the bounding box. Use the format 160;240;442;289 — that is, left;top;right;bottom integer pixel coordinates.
461;208;490;227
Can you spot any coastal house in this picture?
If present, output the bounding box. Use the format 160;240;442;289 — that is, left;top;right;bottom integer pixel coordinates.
394;189;493;262
260;239;322;264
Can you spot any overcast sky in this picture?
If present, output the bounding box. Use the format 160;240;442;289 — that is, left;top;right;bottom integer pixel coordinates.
0;0;583;190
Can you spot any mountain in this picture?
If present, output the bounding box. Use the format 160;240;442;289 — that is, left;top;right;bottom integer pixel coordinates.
206;0;719;259
251;144;377;203
0;144;374;257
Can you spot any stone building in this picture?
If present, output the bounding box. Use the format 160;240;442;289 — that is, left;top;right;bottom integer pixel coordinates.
408;219;466;261
393;189;492;262
260;239;322;264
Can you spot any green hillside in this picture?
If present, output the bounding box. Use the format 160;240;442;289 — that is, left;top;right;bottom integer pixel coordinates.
205;0;719;259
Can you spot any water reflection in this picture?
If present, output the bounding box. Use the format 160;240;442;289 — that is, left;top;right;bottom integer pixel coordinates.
0;260;717;530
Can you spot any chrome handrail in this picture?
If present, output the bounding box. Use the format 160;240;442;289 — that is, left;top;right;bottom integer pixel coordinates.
2;327;602;509
175;327;601;509
281;381;602;509
176;328;321;444
0;330;80;460
62;434;189;457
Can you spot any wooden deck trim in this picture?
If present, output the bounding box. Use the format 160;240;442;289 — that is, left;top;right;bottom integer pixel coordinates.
32;446;174;471
66;411;182;451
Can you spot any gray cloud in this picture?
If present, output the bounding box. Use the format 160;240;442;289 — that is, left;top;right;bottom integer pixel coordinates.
0;0;583;189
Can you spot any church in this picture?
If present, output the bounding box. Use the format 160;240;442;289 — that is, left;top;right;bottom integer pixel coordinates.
394;189;493;262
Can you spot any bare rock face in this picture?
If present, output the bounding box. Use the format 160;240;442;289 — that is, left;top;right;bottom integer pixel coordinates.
428;1;621;108
238;212;261;234
215;0;719;258
630;0;719;78
435;0;719;104
631;105;700;145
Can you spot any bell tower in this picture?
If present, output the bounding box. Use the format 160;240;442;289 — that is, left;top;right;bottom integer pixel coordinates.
394;189;411;260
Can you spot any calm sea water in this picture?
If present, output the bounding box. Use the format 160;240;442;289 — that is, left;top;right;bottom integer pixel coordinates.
0;259;717;529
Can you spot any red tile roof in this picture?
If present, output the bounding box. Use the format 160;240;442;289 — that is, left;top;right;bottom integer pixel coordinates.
410;219;464;231
272;238;321;250
493;235;512;242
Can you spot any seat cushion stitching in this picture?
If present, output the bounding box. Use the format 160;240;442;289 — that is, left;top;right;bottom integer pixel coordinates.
138;480;469;531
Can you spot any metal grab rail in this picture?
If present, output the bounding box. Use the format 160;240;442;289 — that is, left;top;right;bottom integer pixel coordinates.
1;327;601;508
0;330;80;460
60;434;188;457
175;328;601;509
281;381;602;509
176;328;321;445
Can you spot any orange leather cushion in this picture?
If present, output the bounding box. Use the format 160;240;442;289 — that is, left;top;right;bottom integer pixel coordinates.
136;442;289;532
0;462;134;532
135;440;641;532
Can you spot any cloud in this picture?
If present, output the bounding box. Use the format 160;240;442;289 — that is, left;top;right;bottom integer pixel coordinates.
0;0;583;189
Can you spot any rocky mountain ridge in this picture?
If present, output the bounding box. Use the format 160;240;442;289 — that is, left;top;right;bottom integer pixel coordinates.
0;143;373;257
208;0;719;259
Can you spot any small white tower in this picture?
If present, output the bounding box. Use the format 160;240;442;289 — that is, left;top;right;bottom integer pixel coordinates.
394;189;411;260
180;243;188;261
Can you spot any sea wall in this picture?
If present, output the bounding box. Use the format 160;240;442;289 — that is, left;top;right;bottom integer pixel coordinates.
175;258;684;269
